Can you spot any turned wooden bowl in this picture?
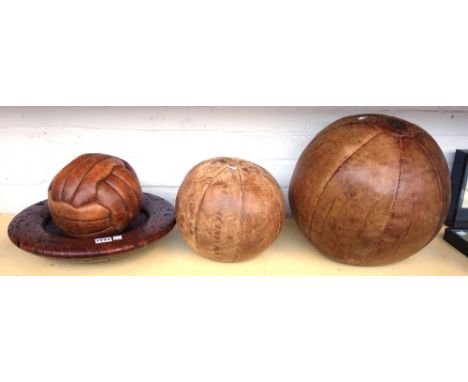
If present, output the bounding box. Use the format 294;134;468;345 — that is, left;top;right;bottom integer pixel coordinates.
8;193;175;262
289;114;451;266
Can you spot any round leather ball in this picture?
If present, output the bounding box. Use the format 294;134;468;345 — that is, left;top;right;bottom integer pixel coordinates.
176;157;285;262
48;153;143;238
289;114;450;266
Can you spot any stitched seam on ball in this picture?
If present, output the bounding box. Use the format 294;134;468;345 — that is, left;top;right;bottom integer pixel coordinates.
234;167;245;262
413;137;444;245
112;169;142;205
262;173;283;245
93;190;116;231
122;160;139;178
69;156;112;204
317;197;336;237
56;205;114;235
60;154;104;201
307;130;384;239
392;216;414;256
100;204;113;227
295;123;377;224
58;154;95;201
64;225;115;238
52;216;110;223
355;199;379;243
194;165;230;254
361;136;403;265
104;179;130;217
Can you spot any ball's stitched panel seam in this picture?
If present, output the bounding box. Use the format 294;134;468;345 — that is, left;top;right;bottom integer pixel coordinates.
76;164;123;206
302;128;380;232
295;123;377;227
307;130;384;239
112;168;142;206
354;199;380;244
104;179;130;217
261;171;284;243
361;135;402;265
52;203;113;236
57;153;96;201
60;225;115;238
69;156;112;204
107;172;141;215
50;215;109;223
194;165;230;254
59;154;105;201
317;197;337;237
392;215;414;256
235;167;245;262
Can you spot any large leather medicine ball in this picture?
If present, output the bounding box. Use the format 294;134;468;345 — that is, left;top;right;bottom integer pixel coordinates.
176;157;285;262
48;153;143;238
289;114;450;266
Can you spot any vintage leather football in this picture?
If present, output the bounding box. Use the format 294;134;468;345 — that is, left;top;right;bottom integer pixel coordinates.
48;153;143;238
289;114;451;266
176;157;285;262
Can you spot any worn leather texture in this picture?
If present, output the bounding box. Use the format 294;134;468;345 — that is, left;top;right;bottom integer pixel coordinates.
176;157;285;262
48;153;143;238
289;114;451;266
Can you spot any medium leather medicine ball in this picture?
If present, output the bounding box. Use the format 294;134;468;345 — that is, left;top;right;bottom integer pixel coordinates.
176;157;285;262
48;153;143;238
289;114;450;266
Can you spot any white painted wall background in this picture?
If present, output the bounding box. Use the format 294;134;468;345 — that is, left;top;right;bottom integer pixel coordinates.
1;107;467;214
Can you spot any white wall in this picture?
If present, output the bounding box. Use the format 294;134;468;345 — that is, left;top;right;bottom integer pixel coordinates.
1;107;467;214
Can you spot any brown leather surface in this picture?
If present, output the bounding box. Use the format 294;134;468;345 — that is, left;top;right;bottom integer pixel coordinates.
48;153;143;238
289;114;451;266
176;157;285;262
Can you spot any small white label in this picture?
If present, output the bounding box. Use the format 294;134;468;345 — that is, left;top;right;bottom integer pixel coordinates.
95;237;112;244
94;235;123;244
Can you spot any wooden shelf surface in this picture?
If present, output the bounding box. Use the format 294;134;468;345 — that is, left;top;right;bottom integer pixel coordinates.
1;215;467;276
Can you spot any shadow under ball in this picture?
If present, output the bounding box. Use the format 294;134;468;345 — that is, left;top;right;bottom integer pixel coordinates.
289;114;451;266
176;157;285;262
48;153;143;238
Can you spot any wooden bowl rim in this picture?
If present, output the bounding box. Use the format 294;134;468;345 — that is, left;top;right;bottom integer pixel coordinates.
7;193;175;262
